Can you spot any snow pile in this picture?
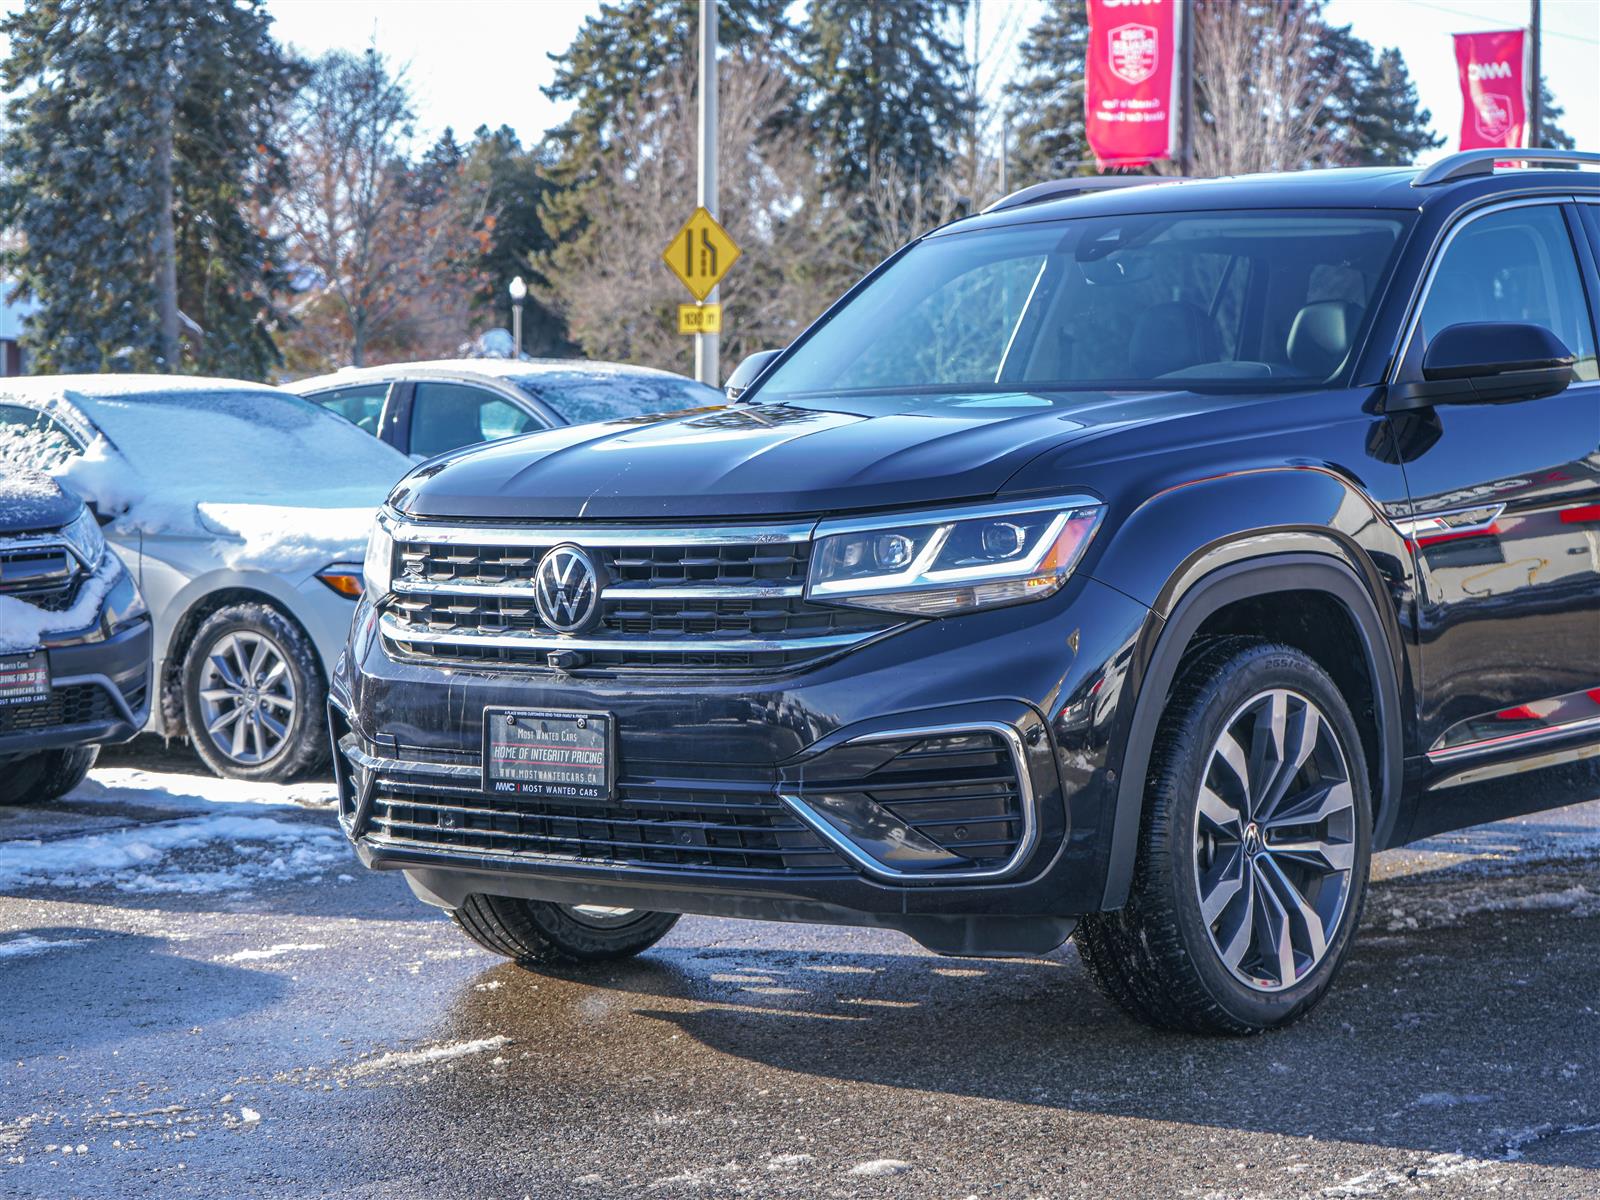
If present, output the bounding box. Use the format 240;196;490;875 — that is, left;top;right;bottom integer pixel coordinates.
848;1160;912;1177
52;435;144;515
0;814;347;894
351;1036;511;1077
68;767;335;813
0;547;121;652
0;933;88;960
197;501;373;571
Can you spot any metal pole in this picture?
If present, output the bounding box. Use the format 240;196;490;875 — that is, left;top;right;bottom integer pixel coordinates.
512;301;523;359
695;0;719;387
999;110;1009;196
1529;0;1542;148
1180;0;1195;173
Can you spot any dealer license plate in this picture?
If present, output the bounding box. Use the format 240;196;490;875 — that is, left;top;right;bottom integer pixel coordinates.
482;707;614;801
0;652;49;708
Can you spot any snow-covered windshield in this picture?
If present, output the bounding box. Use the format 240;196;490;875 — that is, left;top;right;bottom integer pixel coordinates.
508;372;720;425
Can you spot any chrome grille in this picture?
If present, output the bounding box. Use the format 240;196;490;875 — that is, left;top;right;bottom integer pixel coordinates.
0;539;81;611
380;519;903;671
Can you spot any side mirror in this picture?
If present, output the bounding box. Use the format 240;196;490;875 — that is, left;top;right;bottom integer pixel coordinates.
1388;322;1575;410
724;349;782;401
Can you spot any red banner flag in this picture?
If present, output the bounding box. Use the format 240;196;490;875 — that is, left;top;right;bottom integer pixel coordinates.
1085;0;1183;170
1453;30;1528;150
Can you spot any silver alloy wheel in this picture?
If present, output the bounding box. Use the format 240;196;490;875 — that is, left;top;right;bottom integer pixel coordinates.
1193;687;1356;993
564;905;641;929
196;630;296;766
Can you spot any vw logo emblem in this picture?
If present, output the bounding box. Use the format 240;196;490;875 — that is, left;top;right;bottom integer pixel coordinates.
534;543;602;634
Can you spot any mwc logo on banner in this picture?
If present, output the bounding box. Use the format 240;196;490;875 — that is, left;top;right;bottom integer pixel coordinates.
1085;0;1182;170
1453;29;1528;150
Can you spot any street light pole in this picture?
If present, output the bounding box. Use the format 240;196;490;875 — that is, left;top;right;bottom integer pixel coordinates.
695;0;719;387
1529;0;1542;148
508;275;526;360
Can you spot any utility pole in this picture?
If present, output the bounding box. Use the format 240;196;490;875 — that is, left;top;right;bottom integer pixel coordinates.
1529;0;1542;148
695;0;719;387
1180;0;1195;174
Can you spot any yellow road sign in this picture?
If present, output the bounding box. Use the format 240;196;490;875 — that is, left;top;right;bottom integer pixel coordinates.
678;303;722;335
662;207;740;302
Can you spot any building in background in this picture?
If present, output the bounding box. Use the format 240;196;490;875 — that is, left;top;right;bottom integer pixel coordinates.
0;281;37;376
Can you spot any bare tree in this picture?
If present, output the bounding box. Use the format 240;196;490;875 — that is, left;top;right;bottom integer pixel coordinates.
275;48;488;370
1190;0;1339;177
538;46;853;373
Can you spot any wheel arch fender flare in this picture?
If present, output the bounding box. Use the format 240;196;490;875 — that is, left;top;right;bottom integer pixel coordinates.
1098;550;1405;910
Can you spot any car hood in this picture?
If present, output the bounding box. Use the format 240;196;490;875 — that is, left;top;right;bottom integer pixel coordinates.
392;390;1236;521
0;469;82;534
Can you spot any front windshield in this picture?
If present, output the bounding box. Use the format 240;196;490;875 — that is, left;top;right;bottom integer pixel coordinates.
758;209;1410;396
509;372;720;424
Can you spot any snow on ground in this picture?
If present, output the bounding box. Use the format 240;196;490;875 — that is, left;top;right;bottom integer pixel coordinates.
0;933;89;960
0;814;346;895
350;1037;512;1077
218;942;328;963
67;767;335;814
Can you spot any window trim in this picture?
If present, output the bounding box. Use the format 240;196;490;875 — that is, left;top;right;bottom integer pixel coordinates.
1387;195;1596;386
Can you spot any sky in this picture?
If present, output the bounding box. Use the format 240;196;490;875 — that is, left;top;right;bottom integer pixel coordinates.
259;0;1598;161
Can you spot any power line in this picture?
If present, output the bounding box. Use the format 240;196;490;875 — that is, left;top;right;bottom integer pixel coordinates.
1406;0;1599;43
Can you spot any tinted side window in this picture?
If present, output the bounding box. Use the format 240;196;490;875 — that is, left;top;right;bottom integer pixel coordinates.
1419;205;1599;382
303;383;390;434
0;403;82;468
409;382;536;459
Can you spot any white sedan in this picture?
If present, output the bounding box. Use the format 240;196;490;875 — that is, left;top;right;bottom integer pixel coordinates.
0;376;411;780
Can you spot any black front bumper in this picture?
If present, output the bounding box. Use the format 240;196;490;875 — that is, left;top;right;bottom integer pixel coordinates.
0;619;153;757
330;576;1149;954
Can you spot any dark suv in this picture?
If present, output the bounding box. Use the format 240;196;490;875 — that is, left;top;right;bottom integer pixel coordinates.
0;469;151;804
332;149;1600;1033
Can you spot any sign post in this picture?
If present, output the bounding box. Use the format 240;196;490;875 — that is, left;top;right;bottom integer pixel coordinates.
696;0;719;386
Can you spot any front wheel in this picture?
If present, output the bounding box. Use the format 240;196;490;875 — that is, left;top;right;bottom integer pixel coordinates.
1075;638;1372;1034
451;895;680;966
0;746;98;806
181;603;327;782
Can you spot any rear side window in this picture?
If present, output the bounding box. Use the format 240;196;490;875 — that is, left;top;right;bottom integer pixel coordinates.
303;382;390;434
409;382;538;459
1418;205;1599;382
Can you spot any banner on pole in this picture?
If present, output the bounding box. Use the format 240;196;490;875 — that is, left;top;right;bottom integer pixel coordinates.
1085;0;1183;170
1453;30;1528;150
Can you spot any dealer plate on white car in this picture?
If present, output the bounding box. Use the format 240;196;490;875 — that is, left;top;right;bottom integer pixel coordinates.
0;652;50;707
482;707;614;801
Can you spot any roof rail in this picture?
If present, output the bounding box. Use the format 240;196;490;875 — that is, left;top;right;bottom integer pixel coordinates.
982;176;1189;214
1412;148;1600;187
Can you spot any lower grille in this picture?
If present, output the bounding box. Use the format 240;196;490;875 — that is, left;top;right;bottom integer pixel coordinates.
349;748;843;875
0;684;117;733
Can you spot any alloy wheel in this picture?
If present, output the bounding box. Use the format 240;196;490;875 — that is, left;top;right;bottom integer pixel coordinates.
197;630;297;766
1193;687;1356;993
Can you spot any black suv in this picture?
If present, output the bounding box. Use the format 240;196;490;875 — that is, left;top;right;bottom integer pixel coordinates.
332;149;1600;1033
0;469;151;804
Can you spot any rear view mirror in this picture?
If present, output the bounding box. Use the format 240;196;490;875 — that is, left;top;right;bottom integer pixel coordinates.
725;349;782;401
1387;322;1575;410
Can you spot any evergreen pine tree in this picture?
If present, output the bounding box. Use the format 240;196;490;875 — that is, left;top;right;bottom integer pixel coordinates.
1319;27;1442;166
1003;0;1091;185
802;0;972;202
0;0;300;378
1535;81;1574;150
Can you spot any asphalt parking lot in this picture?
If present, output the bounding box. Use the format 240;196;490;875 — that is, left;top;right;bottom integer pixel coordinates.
2;741;1598;1200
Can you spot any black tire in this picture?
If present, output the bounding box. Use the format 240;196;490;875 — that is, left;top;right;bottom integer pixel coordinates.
451;895;679;966
1075;637;1373;1035
181;602;328;782
0;746;98;806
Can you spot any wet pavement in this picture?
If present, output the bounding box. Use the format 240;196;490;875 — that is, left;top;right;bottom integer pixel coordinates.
2;740;1599;1199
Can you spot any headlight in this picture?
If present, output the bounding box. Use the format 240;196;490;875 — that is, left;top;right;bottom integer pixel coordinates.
60;507;106;569
807;499;1103;616
362;510;396;598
